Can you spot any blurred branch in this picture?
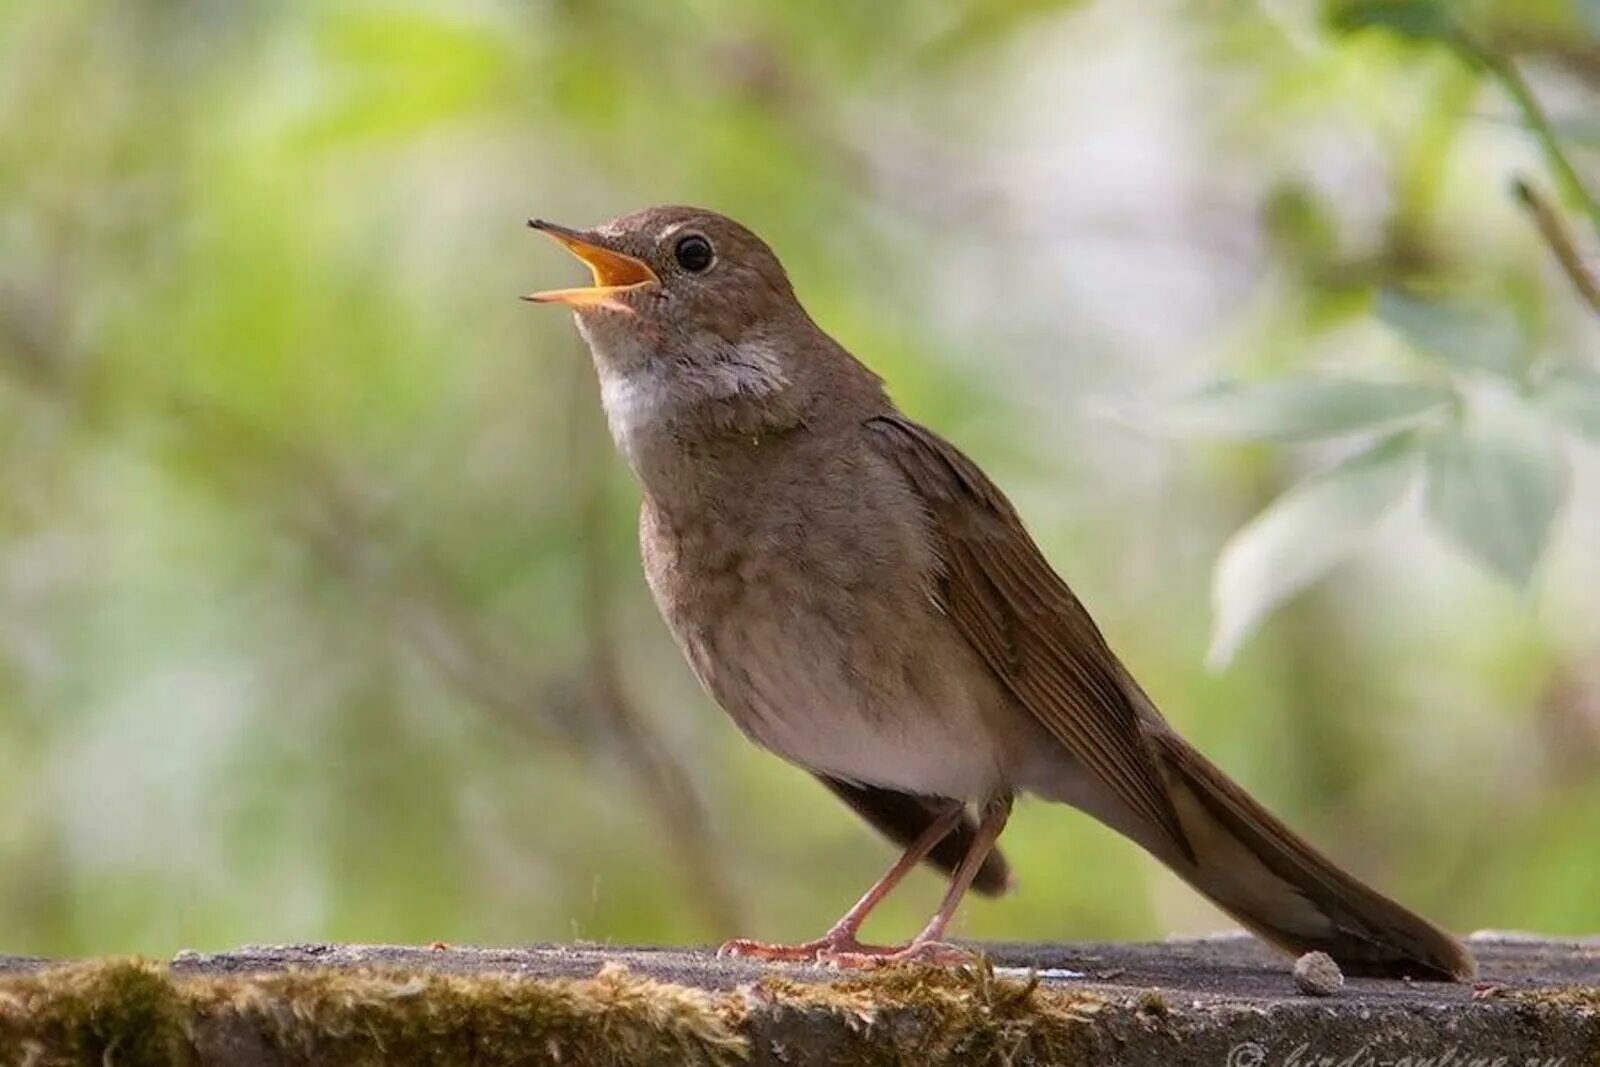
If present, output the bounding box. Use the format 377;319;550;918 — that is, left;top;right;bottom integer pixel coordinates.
0;296;743;938
1491;25;1600;93
1512;177;1600;316
1469;45;1600;240
183;401;745;938
1335;2;1600;237
1538;659;1600;788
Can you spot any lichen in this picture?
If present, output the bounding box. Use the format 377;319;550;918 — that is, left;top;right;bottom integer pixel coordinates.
0;959;189;1067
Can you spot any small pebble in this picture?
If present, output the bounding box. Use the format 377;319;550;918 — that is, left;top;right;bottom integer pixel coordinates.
1292;951;1343;997
993;966;1084;981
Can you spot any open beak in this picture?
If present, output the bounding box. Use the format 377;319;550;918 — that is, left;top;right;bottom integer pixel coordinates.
523;219;659;311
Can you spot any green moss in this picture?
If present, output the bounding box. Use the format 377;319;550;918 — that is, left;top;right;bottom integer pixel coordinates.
187;961;746;1066
1506;987;1600;1067
1133;989;1170;1018
0;959;189;1067
0;956;1118;1066
0;960;747;1067
1507;986;1600;1013
753;960;1105;1066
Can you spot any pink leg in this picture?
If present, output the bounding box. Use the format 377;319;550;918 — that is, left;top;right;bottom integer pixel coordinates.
718;802;965;963
824;794;1013;969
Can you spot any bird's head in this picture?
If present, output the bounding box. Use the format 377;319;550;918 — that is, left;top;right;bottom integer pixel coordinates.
524;205;800;371
524;206;885;482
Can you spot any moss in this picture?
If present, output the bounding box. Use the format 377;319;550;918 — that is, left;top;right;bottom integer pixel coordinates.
1133;989;1170;1018
0;959;189;1067
751;959;1105;1066
190;961;746;1067
1507;986;1600;1014
1;960;745;1067
1506;987;1600;1067
0;955;1122;1067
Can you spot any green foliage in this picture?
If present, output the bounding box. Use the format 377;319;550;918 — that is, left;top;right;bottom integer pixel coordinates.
1423;409;1570;585
1153;378;1452;442
1377;290;1526;378
1209;436;1419;668
1330;0;1600;235
3;0;1600;963
1536;367;1600;441
1327;0;1464;49
1169;8;1600;664
1192;278;1593;665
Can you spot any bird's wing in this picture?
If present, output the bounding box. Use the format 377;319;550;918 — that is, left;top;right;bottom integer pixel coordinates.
814;774;1011;896
866;414;1193;861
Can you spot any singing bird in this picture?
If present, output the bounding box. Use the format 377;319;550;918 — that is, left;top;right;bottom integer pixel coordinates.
524;206;1474;980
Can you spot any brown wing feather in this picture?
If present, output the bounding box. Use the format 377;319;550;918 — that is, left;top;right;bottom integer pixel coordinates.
815;775;1011;896
866;414;1193;862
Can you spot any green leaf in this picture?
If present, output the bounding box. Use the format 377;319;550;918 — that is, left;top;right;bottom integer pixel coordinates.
1327;0;1457;43
1209;436;1419;668
1377;291;1526;377
1156;378;1452;442
1423;409;1569;585
1536;367;1600;441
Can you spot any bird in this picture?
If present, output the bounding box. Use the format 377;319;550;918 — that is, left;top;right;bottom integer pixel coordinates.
523;205;1476;981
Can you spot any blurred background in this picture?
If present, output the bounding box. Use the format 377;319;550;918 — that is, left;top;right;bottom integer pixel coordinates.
3;0;1600;959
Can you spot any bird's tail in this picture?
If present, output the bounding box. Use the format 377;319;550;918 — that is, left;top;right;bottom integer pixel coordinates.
1144;730;1475;981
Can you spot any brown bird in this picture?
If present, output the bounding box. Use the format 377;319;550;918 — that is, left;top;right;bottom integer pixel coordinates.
525;206;1475;981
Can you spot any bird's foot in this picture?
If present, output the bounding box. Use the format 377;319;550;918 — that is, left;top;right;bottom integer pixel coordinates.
717;933;886;964
818;939;975;970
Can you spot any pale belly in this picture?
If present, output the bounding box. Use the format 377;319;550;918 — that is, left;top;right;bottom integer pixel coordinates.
635;435;1040;802
673;583;1022;801
642;502;1142;826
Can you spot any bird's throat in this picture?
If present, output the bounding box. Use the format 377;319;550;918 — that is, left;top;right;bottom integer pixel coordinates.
589;336;803;499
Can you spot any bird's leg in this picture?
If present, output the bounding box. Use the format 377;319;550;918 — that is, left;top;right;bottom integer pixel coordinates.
718;802;965;963
822;793;1013;970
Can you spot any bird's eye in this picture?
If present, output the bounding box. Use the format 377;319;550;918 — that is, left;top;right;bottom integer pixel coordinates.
673;234;714;273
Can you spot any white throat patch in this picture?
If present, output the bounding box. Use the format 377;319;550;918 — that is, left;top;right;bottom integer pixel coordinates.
597;364;671;466
592;337;791;471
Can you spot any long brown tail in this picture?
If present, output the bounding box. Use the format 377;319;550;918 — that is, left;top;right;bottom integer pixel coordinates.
1146;730;1475;981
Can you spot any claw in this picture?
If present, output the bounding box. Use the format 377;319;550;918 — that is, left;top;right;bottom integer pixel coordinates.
717;938;829;963
820;940;976;970
716;934;897;964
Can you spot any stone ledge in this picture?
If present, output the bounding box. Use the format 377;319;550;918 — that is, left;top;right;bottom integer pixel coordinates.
0;935;1596;1065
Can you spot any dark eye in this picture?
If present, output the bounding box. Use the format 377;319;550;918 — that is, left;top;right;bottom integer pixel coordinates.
673;234;714;273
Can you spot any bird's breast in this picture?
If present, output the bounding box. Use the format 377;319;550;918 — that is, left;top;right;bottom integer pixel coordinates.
638;436;1017;800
